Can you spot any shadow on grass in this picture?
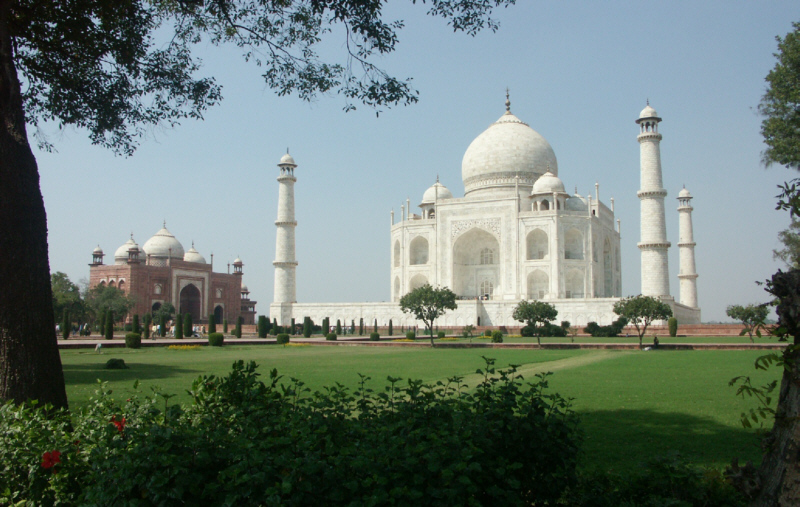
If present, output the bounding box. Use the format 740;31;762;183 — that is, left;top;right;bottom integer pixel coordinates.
63;363;203;386
579;409;764;472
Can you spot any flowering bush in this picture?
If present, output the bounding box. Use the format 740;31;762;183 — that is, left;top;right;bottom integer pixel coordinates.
167;345;201;350
1;359;581;505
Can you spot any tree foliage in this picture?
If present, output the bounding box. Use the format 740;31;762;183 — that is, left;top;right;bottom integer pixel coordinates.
774;217;800;269
51;272;84;325
84;285;135;324
760;21;800;170
726;304;770;343
612;295;672;349
512;300;558;346
399;284;457;346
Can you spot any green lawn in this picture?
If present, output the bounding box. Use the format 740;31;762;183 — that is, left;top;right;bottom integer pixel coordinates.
60;344;780;472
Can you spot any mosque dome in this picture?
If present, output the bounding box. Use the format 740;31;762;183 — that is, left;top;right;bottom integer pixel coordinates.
93;245;103;255
233;257;243;265
678;187;692;198
421;180;453;204
183;244;206;264
241;283;249;292
143;225;185;260
639;104;659;119
566;193;588;211
531;171;566;195
462;101;558;197
114;237;137;264
279;153;296;166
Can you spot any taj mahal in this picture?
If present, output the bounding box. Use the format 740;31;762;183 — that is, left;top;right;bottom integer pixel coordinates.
270;96;702;328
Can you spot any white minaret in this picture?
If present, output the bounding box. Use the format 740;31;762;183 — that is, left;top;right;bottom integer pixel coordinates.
636;102;671;297
273;152;298;305
677;187;699;307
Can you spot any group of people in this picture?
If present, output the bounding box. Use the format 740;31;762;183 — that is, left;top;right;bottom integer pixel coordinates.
148;322;207;339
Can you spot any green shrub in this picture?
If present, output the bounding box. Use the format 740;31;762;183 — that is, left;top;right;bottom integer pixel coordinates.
208;333;224;347
209;314;217;334
491;330;503;343
291;318;296;335
184;312;193;338
223;319;228;334
373;319;378;333
303;317;312;338
124;332;141;349
668;317;678;337
276;333;290;345
235;316;243;338
322;317;330;335
326;333;337;341
61;309;70;339
132;314;140;334
175;314;184;339
437;330;446;339
142;314;151;339
0;360;579;506
369;332;380;341
105;358;127;369
359;318;364;336
388;319;393;336
258;315;268;338
484;329;492;337
105;310;114;340
583;317;629;337
406;330;416;340
336;320;342;334
159;314;167;337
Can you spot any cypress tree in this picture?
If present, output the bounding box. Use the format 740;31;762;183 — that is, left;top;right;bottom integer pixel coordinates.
98;311;105;336
359;318;364;336
388;319;393;336
175;314;184;339
105;310;114;340
258;315;268;338
336;319;342;334
291;318;296;335
209;313;217;333
132;314;140;334
374;318;378;333
272;318;278;330
351;320;355;333
61;309;70;339
160;314;167;337
223;318;228;333
303;316;312;338
183;312;193;338
235;316;243;338
143;313;151;339
323;317;329;335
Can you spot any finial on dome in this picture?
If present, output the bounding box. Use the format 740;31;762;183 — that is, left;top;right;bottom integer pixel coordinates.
505;88;511;113
436;174;439;183
192;240;195;248
163;220;166;228
646;98;650;106
130;232;133;240
286;147;289;154
574;186;578;194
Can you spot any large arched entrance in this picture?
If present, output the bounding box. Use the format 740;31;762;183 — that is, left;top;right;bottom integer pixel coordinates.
214;305;224;325
452;228;500;298
179;284;202;323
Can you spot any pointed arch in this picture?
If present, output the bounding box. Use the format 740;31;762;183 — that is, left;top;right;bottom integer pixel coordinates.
603;238;613;297
409;274;428;292
565;228;584;260
393;240;401;267
179;284;202;323
526;229;548;260
409;236;429;265
527;270;549;300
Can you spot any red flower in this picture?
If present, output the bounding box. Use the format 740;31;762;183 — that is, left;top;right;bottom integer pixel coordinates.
111;416;126;433
41;450;61;469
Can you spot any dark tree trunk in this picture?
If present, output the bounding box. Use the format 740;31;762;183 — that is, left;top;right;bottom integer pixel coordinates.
0;2;68;410
751;270;800;506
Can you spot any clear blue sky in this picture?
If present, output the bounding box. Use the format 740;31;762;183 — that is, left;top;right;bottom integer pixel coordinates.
37;1;798;323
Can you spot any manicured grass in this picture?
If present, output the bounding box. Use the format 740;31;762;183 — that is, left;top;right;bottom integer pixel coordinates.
60;345;779;472
445;335;778;344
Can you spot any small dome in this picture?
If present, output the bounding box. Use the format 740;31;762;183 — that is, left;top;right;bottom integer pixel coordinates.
639;104;658;119
421;180;453;205
183;244;206;264
233;257;243;265
566;194;588;211
114;237;137;264
241;283;249;292
93;245;103;255
279;153;296;166
678;187;692;198
142;225;185;260
531;171;566;195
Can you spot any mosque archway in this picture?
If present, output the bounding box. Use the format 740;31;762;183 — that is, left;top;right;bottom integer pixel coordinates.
565;228;584;260
409;274;428;292
452;228;500;298
603;239;613;297
152;302;161;312
179;284;202;323
526;229;548;260
108;280;116;288
117;281;125;293
214;305;224;324
409;237;429;265
527;270;549;300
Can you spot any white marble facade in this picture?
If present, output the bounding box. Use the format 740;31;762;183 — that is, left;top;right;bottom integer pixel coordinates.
270;96;701;327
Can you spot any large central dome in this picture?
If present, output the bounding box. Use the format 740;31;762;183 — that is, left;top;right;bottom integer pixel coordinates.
462;105;558;198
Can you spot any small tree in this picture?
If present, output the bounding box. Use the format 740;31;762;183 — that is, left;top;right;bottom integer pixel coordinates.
291;318;296;335
223;319;229;334
351;320;356;334
668;317;678;337
336;319;342;335
303;317;312;338
258;315;268;338
613;295;673;349
322;317;329;336
388;319;393;336
512;300;558;346
175;314;184;339
209;314;217;334
359;318;364;336
726;304;770;343
235;316;243;338
374;319;378;333
142;313;151;339
183;313;193;338
61;309;70;339
132;314;140;335
399;284;458;347
105;310;114;340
